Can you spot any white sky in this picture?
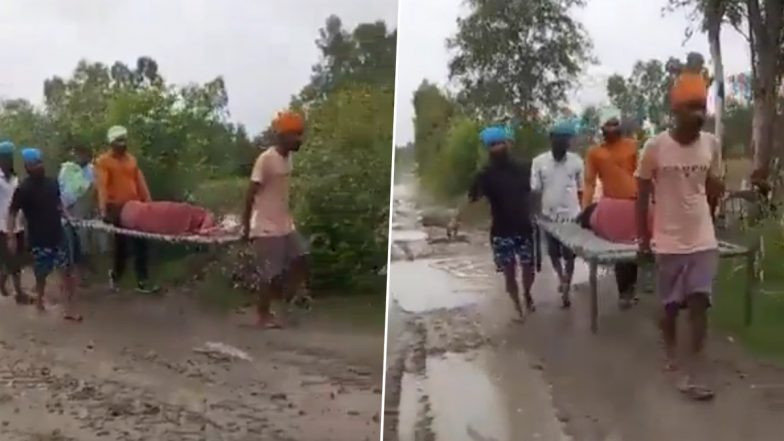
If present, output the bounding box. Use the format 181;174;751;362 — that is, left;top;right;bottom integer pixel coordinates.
0;0;398;135
394;0;751;145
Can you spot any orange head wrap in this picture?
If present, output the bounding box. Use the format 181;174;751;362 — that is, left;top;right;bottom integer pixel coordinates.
670;72;708;109
273;111;305;135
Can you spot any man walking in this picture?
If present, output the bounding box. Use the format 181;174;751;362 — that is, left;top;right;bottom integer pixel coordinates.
636;72;723;400
0;141;31;304
241;111;310;329
450;126;536;320
7;148;80;320
59;145;96;279
95;126;157;293
583;117;640;309
531;120;584;308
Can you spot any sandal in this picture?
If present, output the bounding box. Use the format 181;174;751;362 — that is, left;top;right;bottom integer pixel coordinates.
64;314;84;323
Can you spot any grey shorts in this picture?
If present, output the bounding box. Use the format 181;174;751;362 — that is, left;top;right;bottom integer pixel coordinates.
250;232;309;284
655;249;719;309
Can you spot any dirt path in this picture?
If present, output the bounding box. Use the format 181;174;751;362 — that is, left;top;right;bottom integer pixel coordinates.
385;173;784;441
0;278;383;441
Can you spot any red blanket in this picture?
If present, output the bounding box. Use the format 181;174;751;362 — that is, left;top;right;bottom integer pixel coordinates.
120;201;217;235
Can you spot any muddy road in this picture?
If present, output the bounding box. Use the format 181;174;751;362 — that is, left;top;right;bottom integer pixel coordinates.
0;281;383;440
385;172;784;441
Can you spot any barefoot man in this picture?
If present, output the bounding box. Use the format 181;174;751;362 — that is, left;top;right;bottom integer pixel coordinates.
450;126;536;320
0;141;32;304
7;148;80;321
241;110;310;329
531;120;584;308
583;118;640;309
636;72;723;400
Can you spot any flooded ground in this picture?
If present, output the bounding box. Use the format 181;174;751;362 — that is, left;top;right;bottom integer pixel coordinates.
385;171;784;441
0;277;383;440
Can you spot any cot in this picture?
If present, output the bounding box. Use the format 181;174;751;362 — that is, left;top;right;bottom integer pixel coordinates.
535;218;755;333
70;219;242;244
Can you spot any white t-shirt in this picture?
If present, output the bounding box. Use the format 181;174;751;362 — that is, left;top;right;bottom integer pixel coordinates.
531;151;584;221
0;171;24;233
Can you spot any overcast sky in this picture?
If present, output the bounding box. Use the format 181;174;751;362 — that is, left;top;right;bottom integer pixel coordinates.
0;0;398;135
394;0;751;145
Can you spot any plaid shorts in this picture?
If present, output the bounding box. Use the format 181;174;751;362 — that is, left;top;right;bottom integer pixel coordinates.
491;235;534;272
31;245;69;279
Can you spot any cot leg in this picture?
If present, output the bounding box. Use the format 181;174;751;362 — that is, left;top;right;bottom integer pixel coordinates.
589;260;598;334
744;250;755;327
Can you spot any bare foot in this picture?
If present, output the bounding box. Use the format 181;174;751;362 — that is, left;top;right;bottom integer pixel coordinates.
64;314;84;323
246;312;283;330
35;299;46;312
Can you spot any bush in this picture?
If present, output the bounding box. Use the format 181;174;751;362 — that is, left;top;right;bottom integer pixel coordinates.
292;84;393;291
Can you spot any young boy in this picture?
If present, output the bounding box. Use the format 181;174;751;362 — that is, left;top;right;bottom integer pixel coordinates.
7;148;81;321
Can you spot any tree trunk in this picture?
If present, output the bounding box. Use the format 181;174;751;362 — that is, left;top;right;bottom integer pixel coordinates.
747;0;783;175
707;17;724;152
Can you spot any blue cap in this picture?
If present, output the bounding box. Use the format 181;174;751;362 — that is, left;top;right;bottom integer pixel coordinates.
0;141;14;155
479;126;511;147
21;147;42;164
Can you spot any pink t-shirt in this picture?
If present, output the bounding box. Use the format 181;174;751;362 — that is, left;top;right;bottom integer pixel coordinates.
249;148;295;238
589;198;652;244
636;131;721;254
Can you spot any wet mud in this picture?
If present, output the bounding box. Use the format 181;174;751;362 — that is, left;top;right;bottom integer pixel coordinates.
386;172;784;441
0;284;383;440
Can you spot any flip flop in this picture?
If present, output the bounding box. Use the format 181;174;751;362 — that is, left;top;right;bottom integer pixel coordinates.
63;314;84;323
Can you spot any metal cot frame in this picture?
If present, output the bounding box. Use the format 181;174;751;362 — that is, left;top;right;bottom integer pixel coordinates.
535;218;755;333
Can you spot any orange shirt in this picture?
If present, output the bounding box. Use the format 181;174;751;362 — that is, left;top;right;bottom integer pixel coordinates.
95;151;151;211
583;137;638;207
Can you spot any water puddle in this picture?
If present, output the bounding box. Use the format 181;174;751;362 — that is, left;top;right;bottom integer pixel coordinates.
389;260;486;313
427;352;510;441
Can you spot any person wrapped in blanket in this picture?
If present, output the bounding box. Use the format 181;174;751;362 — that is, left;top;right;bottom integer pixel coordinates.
531;119;584;309
95;125;158;294
582;117;641;309
117;200;217;236
636;70;724;401
0;141;32;304
6;148;81;321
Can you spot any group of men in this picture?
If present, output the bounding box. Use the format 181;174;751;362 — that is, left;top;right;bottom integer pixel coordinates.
451;70;723;400
0;126;159;320
0;111;309;329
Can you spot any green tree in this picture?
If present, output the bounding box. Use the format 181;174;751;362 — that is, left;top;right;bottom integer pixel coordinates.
447;0;593;121
293;85;393;290
606;60;669;129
